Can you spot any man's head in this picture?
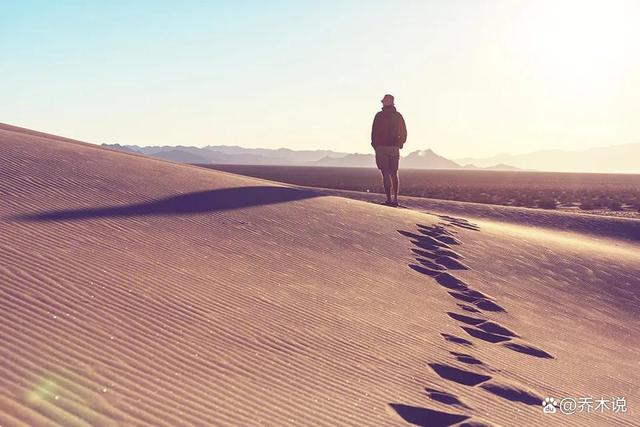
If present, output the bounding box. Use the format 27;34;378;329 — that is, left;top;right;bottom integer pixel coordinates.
381;94;395;107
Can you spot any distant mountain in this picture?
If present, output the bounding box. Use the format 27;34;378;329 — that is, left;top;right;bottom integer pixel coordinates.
103;143;518;171
313;153;377;168
103;143;138;154
312;149;462;169
201;145;345;163
462;163;521;171
103;144;347;165
401;149;461;169
455;143;640;173
152;149;211;163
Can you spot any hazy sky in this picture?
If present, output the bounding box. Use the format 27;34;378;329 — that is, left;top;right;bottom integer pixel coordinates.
2;0;639;158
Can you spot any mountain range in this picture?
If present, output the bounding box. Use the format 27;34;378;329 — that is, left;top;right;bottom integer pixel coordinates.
455;143;640;173
103;144;517;170
104;142;640;173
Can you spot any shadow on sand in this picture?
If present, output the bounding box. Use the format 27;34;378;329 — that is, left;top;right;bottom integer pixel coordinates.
389;404;469;427
17;186;322;222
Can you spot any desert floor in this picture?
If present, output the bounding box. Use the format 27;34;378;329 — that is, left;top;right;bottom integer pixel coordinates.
1;123;639;426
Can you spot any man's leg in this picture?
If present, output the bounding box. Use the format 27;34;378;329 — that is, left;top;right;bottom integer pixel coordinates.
389;153;400;204
381;171;392;202
390;170;399;203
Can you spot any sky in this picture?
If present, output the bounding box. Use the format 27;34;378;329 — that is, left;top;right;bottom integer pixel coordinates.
1;0;639;158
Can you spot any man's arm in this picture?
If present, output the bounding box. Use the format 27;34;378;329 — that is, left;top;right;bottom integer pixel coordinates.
371;112;381;147
398;113;407;147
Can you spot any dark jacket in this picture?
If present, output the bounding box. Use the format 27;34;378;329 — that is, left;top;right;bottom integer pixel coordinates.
371;106;407;148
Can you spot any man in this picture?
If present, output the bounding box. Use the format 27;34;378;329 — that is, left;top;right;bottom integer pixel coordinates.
371;94;407;206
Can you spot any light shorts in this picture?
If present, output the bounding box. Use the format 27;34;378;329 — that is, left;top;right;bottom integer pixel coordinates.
374;146;400;173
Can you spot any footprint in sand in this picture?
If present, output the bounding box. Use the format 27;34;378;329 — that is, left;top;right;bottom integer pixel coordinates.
503;341;554;359
448;352;499;373
441;333;474;347
399;230;453;249
413;258;447;272
449;351;484;365
460;326;512;343
418;222;457;232
389;404;469;427
436;215;481;231
410;239;450;252
409;262;468;286
399;229;456;250
448;291;506;312
420;231;463;246
412;247;465;260
434;272;469;289
412;248;470;270
428;363;492;386
419;235;454;249
399;222;552;424
436;215;460;222
417;222;463;239
476;321;518;337
473;299;506;312
447;312;518;337
398;230;426;240
447;311;554;358
457;421;493;427
409;265;470;292
428;363;544;408
447;312;486;326
479;381;543;406
425;387;472;409
451;222;481;231
456;326;553;358
407;226;550;355
390;401;494;426
417;227;457;240
433;256;469;270
454;288;488;299
407;228;506;317
457;303;482;314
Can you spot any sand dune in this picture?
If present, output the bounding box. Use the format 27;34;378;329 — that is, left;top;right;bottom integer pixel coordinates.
1;123;638;426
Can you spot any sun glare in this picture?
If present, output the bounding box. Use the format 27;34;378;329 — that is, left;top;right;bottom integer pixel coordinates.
515;0;639;97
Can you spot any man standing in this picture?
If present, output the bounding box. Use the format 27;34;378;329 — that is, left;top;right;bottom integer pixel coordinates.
371;94;407;206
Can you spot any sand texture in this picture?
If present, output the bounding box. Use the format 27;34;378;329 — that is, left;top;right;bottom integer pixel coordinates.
1;123;638;426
